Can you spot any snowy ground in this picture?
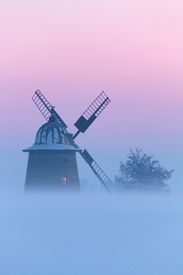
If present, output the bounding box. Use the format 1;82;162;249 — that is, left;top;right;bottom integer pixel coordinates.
0;193;183;275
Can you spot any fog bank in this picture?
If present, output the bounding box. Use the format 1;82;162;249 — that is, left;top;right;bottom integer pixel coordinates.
0;194;183;275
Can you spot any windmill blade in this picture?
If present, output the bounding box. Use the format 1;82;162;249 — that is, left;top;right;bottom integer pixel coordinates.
32;90;68;130
74;143;116;193
80;149;116;193
73;91;111;139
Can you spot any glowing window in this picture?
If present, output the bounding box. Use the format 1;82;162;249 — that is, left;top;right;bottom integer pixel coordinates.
62;177;67;184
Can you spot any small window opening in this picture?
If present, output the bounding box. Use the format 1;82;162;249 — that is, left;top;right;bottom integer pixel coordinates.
62;177;67;184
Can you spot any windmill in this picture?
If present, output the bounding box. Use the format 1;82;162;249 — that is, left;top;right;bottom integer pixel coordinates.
23;90;116;193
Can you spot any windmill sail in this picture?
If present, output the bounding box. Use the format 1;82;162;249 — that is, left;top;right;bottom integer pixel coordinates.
32;90;68;130
80;149;116;193
73;91;111;139
74;143;116;193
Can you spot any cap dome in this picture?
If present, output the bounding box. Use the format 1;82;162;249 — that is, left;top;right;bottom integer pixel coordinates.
23;119;80;152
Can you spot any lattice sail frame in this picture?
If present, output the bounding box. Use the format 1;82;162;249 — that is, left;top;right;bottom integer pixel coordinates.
79;149;116;193
32;90;68;131
73;91;111;139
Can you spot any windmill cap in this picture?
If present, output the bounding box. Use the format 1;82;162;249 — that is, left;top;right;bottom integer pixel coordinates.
23;120;81;152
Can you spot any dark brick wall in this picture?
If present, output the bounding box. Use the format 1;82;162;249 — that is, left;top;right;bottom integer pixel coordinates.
24;150;80;192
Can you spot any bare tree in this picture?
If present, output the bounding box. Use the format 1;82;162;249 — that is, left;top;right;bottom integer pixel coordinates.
115;148;174;193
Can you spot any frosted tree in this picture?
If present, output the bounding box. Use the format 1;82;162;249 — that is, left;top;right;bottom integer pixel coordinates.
115;148;174;193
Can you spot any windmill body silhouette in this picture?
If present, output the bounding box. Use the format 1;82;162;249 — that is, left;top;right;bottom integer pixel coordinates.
23;90;116;193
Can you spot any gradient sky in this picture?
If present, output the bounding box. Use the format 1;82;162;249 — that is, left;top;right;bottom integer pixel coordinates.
1;0;183;194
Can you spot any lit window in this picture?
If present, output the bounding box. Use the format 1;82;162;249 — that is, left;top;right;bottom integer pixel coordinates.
62;177;67;184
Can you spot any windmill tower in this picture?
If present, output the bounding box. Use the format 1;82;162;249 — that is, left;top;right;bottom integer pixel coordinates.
23;90;116;193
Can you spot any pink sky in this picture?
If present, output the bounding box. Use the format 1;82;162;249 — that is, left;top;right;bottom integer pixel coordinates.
0;0;183;193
